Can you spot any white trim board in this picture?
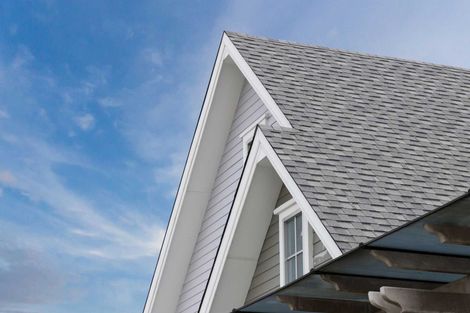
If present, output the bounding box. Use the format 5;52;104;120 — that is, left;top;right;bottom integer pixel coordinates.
223;33;291;128
274;199;313;286
199;129;342;313
239;113;268;160
143;33;291;313
258;131;342;257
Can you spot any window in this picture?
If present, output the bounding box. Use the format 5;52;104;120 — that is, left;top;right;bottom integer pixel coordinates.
284;213;303;283
274;199;313;286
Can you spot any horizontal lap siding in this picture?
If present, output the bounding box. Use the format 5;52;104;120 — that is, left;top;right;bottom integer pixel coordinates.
312;231;331;267
244;186;291;303
244;185;331;304
176;82;275;313
275;185;292;207
244;213;280;303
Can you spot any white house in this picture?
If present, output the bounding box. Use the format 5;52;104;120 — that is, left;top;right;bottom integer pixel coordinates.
143;32;470;313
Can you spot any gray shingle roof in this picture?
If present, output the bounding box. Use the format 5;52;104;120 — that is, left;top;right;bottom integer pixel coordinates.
227;32;470;252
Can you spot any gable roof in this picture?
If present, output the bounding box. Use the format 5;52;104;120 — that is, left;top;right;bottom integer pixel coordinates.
226;32;470;252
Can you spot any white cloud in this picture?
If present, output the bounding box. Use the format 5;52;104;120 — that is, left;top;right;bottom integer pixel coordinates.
0;241;65;306
1;136;164;260
0;41;165;264
0;170;16;187
11;46;34;70
0;109;9;118
75;113;95;131
98;97;122;108
143;48;163;66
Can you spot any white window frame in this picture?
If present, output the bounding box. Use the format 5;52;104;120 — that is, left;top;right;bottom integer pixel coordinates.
274;198;313;286
238;114;268;160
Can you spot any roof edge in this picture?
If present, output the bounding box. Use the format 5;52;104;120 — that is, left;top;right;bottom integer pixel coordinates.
225;31;470;74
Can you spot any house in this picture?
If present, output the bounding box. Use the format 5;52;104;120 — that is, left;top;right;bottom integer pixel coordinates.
143;32;470;313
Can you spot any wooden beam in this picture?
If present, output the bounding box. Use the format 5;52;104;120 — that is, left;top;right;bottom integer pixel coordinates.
277;295;376;313
425;223;470;246
370;249;470;274
368;291;400;313
320;274;440;294
368;276;470;312
379;286;470;313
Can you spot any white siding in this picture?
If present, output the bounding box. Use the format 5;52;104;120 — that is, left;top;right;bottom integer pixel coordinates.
175;81;277;313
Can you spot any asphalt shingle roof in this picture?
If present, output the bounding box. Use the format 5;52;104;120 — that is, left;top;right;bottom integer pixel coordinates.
227;32;470;252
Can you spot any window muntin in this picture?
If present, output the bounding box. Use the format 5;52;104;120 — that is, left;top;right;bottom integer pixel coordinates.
284;213;303;283
274;199;314;286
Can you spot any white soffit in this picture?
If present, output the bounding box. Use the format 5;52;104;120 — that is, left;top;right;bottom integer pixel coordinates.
143;34;291;313
200;129;342;313
222;33;292;128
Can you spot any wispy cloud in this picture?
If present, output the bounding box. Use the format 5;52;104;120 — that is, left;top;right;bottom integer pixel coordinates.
98;97;122;108
0;170;17;187
0;239;65;306
74;113;95;131
6;2;470;313
3;135;163;260
0;109;9;118
0;34;166;311
11;46;35;70
143;48;163;67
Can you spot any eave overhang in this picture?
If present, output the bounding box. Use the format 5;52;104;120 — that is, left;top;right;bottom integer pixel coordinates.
143;32;292;313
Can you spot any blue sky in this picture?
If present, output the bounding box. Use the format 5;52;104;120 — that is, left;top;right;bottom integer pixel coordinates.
1;1;470;313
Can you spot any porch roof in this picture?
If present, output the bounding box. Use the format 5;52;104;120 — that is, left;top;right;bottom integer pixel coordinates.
234;190;470;313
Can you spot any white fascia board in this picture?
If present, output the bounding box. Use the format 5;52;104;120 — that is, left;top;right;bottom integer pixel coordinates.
143;43;220;313
144;34;291;313
199;130;265;313
222;33;292;128
200;130;342;313
257;132;342;258
144;35;231;313
239;114;267;160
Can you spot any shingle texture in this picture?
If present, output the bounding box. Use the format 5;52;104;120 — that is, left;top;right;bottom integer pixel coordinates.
227;32;470;252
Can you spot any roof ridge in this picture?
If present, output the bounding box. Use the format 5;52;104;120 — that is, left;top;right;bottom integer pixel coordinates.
225;31;470;74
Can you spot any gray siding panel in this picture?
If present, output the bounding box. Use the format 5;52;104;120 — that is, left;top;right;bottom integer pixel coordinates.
176;81;274;313
244;185;290;304
245;213;279;303
275;185;292;207
312;231;331;267
244;185;331;304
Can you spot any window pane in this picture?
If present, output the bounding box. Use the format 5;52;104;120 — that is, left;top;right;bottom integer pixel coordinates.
297;252;303;277
284;217;295;257
284;213;304;284
295;213;302;253
286;258;296;283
